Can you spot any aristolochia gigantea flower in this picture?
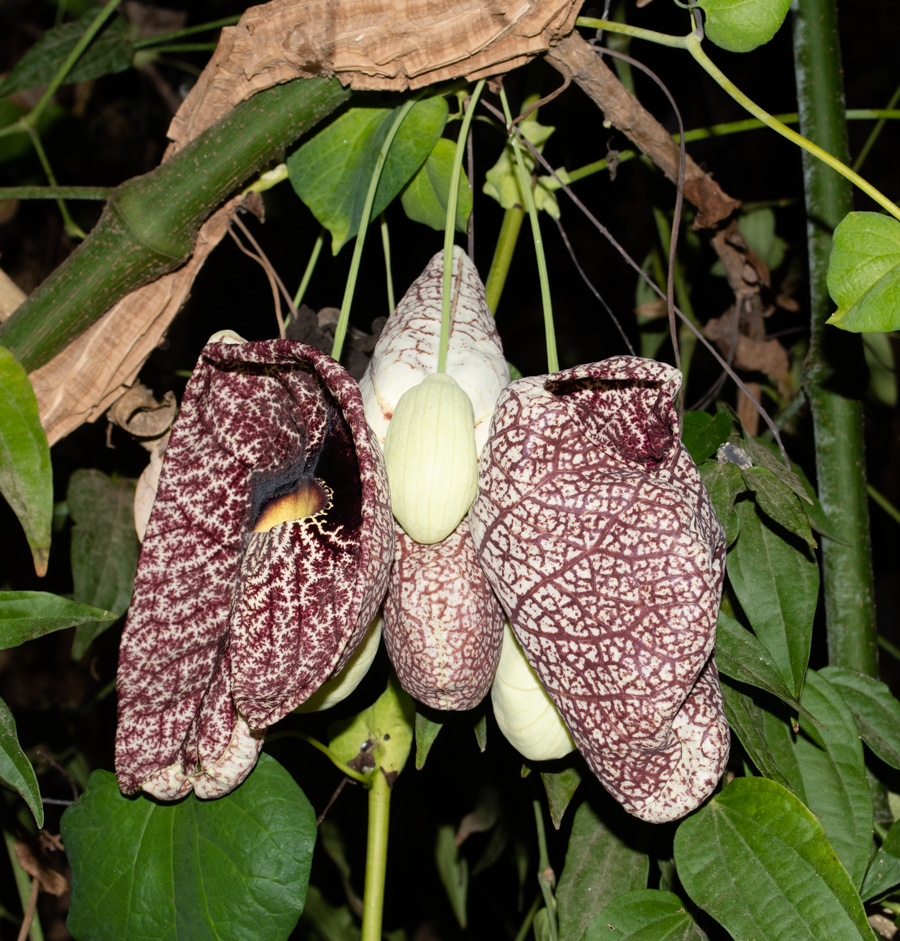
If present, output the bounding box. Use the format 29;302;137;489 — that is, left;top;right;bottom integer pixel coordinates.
361;247;508;707
116;339;394;800
470;356;729;823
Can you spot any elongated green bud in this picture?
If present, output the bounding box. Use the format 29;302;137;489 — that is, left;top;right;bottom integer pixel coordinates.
383;372;477;544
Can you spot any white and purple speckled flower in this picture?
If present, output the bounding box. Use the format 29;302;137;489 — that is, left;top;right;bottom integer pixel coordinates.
470;356;729;823
115;339;394;800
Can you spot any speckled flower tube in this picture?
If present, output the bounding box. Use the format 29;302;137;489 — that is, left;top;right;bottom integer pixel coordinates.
383;521;505;710
470;356;729;823
115;339;394;800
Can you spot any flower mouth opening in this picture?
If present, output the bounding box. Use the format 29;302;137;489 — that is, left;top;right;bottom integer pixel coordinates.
252;477;333;532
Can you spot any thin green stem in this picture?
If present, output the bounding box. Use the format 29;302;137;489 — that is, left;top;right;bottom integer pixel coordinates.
484;207;525;315
512;894;542;941
293;229;325;310
25;0;124;131
878;634;900;664
333;99;417;362
27;129;85;239
854;83;900;172
139;43;218;55
267;730;370;784
499;87;558;373
132;16;240;49
576;16;688;49
868;483;900;527
0;186;111;200
360;771;391;941
438;79;485;373
531;797;558;941
3;831;43;941
380;213;395;315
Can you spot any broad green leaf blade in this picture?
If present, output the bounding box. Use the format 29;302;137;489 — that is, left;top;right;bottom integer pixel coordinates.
827;212;900;332
0;13;133;98
415;710;443;770
435;824;468;929
540;763;582;829
0;591;117;649
329;675;414;778
715;612;815;722
585;889;707;940
68;470;140;658
741;466;816;547
0;346;52;576
674;777;876;941
820;666;900;769
288;97;448;253
789;671;873;889
726;499;817;696
556;801;649;941
61;755;316;941
681;411;731;464
483;116;560;217
697;461;742;546
400;137;472;232
0;696;43;828
719;677;795;792
860;819;900;901
695;0;792;53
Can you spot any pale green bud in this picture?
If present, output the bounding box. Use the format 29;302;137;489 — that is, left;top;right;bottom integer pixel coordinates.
383;372;477;544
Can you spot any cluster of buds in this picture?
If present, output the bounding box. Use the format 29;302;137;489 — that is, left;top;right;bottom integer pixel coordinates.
116;248;728;822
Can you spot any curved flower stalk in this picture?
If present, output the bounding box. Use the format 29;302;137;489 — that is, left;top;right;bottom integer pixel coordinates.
384;521;505;710
492;623;575;761
358;245;509;456
116;339;394;800
470;356;729;823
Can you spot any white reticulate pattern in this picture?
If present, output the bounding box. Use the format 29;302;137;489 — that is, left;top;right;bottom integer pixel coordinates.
470;356;730;823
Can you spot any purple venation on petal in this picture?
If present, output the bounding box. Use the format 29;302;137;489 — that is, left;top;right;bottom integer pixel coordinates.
470;355;729;823
115;339;393;800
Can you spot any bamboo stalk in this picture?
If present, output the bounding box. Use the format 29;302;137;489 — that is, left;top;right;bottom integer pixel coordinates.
792;0;878;675
0;77;350;372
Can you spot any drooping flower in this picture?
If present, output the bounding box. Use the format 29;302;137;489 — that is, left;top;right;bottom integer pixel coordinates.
383;521;505;710
470;356;729;823
115;339;394;800
359;246;509;708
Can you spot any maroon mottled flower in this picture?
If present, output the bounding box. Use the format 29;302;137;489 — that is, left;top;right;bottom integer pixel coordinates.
470;356;729;823
384;520;505;710
115;339;394;800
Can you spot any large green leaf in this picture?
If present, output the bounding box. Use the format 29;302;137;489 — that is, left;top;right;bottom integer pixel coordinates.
681;410;731;464
0;11;133;98
715;611;815;722
695;0;792;53
68;470;140;658
826;211;900;332
400;137;472;232
741;465;816;547
821;666;900;769
0;696;42;827
288;97;449;253
61;755;316;941
788;671;874;889
0;346;52;576
860;819;900;902
726;499;818;696
697;461;742;547
674;777;875;941
556;801;649;941
585;889;707;940
0;591;117;649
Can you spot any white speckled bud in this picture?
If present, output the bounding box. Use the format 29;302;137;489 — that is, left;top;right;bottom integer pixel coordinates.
383;372;477;544
492;623;575;761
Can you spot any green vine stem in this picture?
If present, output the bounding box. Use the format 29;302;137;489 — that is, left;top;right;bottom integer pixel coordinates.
499;87;558;374
484;206;525;315
532;796;558;941
438;79;485;373
332;98;417;362
792;0;878;675
380;213;396;315
361;771;391;941
293;229;325;310
576;17;900;223
267;730;370;784
0;77;350;372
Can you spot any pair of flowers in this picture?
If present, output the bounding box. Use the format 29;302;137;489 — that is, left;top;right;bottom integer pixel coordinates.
115;248;728;823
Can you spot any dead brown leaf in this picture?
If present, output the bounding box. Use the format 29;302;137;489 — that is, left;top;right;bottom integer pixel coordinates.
13;840;68;897
107;381;176;444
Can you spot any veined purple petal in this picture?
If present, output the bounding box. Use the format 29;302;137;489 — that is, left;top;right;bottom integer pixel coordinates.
470;356;729;822
115;339;393;799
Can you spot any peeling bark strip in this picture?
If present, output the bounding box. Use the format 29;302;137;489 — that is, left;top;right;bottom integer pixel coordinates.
115;339;394;800
384;521;505;710
470;356;729;822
